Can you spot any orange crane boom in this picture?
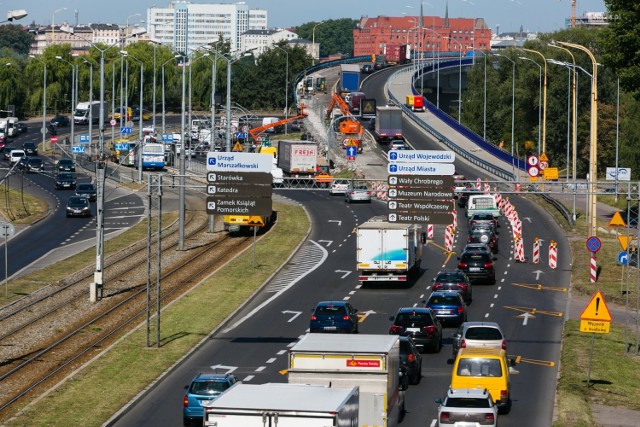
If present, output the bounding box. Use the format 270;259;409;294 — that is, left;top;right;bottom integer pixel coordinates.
248;113;308;144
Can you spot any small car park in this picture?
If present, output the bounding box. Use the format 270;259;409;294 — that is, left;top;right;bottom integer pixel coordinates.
389;307;442;353
398;336;422;385
344;184;371;203
57;158;76;172
75;183;97;202
55;173;77;190
424;291;467;327
66;196;91;217
183;373;237;426
452;321;507;359
22;141;38;156
50;115;70;127
435;387;498;427
432;270;472;304
309;301;359;334
458;249;497;285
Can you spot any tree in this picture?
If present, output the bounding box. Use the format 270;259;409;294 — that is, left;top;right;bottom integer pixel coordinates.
294;19;358;57
0;24;34;55
601;0;640;98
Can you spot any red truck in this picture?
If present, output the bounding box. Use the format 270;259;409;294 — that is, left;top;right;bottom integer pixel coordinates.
385;44;408;65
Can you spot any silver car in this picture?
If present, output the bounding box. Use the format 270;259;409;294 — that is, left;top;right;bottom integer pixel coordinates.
344;184;371;203
451;321;506;359
435;387;498;427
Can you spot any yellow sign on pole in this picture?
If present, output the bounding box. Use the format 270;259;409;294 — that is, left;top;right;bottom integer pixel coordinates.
609;211;626;227
543;167;558;180
579;291;612;334
539;152;549;162
618;235;631;251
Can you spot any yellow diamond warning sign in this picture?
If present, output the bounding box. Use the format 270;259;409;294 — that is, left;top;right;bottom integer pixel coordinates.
579;291;612;334
618;235;632;251
609;211;626;227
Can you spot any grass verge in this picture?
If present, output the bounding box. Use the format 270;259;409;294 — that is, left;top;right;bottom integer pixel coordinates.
0;186;48;225
6;201;309;427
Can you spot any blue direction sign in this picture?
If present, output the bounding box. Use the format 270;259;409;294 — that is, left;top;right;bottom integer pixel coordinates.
162;133;173;142
115;143;130;151
72;145;85;153
618;251;629;265
346;145;357;161
79;134;90;143
235;132;248;140
120;127;132;135
586;236;602;253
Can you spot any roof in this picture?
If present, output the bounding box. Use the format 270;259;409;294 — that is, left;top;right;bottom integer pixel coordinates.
208;383;358;412
447;387;490;399
291;333;398;354
359;217;415;230
457;347;506;358
460;321;501;329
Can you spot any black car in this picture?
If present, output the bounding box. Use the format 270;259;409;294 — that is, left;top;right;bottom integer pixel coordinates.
399;336;422;385
57;158;76;172
16;156;30;171
16;122;27;133
50;115;70;127
22;142;38;156
66;196;91;217
2;145;12;161
467;226;498;253
361;64;373;74
468;213;499;230
309;301;359;334
55;172;77;190
373;61;385;70
432;270;473;304
457;249;497;285
24;157;44;173
75;183;97;202
389;307;442;353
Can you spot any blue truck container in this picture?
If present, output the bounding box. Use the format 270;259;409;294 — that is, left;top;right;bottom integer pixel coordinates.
339;64;361;94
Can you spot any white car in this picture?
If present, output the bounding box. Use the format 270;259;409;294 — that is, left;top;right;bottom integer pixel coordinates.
435;387;498;427
330;179;350;195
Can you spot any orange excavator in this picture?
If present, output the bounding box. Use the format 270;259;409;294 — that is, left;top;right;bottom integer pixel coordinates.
325;93;363;153
248;106;308;146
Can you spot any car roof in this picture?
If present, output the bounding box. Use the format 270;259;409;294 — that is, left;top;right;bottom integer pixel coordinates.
193;373;234;382
457;347;505;358
460;321;502;330
316;301;348;307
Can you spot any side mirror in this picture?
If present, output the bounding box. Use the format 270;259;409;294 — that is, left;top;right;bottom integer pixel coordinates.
434;398;443;405
184;385;189;390
389;316;395;321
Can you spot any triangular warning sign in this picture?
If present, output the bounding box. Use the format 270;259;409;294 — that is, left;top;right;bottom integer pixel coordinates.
609;211;626;227
232;141;244;152
618;235;631;251
539;152;549;162
580;291;612;322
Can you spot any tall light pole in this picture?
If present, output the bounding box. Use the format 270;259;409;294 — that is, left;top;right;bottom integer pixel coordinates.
495;53;516;157
547;59;572;181
161;56;178;136
82;59;94;157
123;13;141;49
272;45;289;134
442;37;464;122
312;21;324;65
518;56;542;157
549;44;577;187
558;41;599;237
522;48;548;157
29;55;46;152
56;55;76;150
51;7;66;43
121;50;144;182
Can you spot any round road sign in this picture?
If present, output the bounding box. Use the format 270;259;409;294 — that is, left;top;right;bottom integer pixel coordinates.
539;161;549;170
528;166;539;177
110;119;117;126
586;236;602;253
527;155;539;166
618;251;629;265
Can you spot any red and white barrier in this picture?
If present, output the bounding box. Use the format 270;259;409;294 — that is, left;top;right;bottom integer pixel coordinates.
549;241;557;269
476;178;481;190
532;238;540;264
590;254;597;282
484;182;490;194
427;224;434;239
445;225;455;252
517;238;525;262
451;211;457;229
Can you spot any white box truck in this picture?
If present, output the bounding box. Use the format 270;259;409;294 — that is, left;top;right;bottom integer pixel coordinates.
288;334;406;427
356;216;424;283
276;140;318;178
204;383;359;427
466;194;500;218
6;117;19;137
74;101;104;124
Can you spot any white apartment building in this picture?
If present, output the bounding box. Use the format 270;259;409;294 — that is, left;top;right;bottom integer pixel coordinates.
29;23;124;55
147;1;268;54
240;28;298;56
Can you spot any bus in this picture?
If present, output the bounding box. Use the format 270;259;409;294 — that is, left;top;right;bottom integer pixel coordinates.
136;142;165;170
110;138;137;166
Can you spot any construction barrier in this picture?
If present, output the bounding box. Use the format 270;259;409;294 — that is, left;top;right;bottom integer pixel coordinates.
532;237;540;264
517;237;525;262
484;182;490;194
451;211;457;229
549;241;557;269
590;253;597;283
476;178;481;191
427;224;434;239
445;225;455;252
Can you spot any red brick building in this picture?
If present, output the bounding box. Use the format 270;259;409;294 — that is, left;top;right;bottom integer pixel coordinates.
353;9;491;58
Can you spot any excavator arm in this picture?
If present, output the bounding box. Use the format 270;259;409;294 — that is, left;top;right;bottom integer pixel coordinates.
248;112;308;144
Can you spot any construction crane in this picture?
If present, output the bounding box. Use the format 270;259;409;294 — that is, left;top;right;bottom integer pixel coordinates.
325;92;364;152
560;0;577;28
247;112;308;145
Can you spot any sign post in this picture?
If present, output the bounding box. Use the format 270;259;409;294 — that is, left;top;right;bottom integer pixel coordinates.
0;221;15;298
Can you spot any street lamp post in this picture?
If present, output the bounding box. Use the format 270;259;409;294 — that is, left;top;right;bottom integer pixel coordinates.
495;54;516;157
121;51;144;182
422;27;441;109
522;48;548;157
312;21;324;65
161;56;178;136
56;55;76;151
518;56;542;157
29;55;46;152
272;45;289;134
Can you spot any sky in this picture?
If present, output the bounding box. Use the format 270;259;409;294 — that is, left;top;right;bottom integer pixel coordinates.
4;0;607;34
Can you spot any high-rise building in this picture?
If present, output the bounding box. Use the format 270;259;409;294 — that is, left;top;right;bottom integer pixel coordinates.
147;1;268;54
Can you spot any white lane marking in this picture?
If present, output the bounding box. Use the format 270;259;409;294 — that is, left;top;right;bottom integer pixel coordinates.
336;270;351;279
494;294;498;299
222;240;329;333
281;310;302;322
497;286;502;290
490;303;494;308
430;419;437;427
355;284;362;289
266;358;276;364
243;375;255;382
485;313;490;318
343;296;351;300
277;350;286;355
255;366;266;372
349;290;356;295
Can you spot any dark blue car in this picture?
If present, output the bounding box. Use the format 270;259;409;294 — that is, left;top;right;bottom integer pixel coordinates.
424;291;467;327
310;301;359;333
183;373;237;426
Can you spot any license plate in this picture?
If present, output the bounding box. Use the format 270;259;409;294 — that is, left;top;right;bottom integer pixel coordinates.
323;326;337;331
469;267;481;272
437;310;452;315
406;327;420;333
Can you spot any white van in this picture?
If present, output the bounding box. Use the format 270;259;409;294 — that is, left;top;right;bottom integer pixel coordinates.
9;148;25;165
6;117;19;137
261;117;280;134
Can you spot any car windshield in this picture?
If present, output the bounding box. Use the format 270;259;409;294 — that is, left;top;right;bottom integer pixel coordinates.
436;273;465;282
68;197;88;206
29;159;42;165
457;358;502;377
189;381;229;396
445;397;492;408
461;253;491;263
396;311;433;326
466;327;503;340
316;305;347;315
428;295;462;306
58;173;74;180
78;184;94;191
